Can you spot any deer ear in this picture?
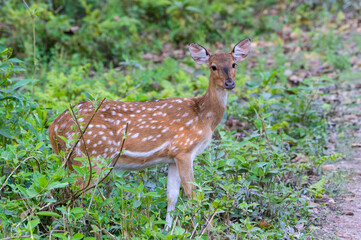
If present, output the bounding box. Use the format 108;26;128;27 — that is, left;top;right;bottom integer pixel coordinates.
189;43;210;64
232;38;251;62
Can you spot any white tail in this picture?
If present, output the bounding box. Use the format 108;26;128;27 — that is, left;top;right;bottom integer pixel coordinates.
48;38;251;229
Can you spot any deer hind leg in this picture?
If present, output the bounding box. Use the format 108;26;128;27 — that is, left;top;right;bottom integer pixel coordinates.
165;163;181;230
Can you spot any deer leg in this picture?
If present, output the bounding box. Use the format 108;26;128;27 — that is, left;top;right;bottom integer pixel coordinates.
175;154;196;199
165;163;181;230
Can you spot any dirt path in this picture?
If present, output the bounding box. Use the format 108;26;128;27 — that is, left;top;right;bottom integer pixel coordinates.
316;73;361;239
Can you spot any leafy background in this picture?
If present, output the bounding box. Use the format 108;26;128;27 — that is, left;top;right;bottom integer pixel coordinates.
0;0;360;239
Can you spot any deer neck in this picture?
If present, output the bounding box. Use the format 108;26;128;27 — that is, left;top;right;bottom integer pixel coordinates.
197;76;228;131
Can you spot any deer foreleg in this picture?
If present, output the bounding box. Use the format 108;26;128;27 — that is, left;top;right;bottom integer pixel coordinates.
175;154;195;199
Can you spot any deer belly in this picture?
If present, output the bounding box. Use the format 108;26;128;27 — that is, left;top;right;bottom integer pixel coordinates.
112;157;175;171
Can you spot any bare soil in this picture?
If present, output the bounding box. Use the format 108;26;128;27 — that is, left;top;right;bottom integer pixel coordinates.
316;74;361;239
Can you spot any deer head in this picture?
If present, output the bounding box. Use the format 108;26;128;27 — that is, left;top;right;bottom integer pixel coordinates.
189;38;251;90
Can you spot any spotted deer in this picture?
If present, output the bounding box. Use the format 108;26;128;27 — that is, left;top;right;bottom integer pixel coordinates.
48;38;251;228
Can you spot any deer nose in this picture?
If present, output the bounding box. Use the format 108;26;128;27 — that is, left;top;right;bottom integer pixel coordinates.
224;80;235;89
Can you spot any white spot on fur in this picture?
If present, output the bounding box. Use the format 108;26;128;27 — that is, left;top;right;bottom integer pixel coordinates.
161;127;169;133
185;119;193;126
132;133;139;138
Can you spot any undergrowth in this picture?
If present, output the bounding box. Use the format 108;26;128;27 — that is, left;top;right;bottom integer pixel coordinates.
0;0;357;239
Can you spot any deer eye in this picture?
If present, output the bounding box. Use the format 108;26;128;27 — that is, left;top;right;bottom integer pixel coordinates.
232;63;237;68
211;66;217;71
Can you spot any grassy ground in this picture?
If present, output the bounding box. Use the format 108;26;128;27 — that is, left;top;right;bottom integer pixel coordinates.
0;1;360;239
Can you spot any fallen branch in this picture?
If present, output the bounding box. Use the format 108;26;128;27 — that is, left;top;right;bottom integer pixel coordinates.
351;143;361;148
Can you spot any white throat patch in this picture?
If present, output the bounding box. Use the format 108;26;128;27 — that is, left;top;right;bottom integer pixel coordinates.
216;88;228;108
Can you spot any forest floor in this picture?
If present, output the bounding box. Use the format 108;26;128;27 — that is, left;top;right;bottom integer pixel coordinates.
315;69;361;239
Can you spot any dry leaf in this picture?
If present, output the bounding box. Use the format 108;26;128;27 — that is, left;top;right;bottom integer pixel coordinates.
321;164;336;171
291;154;309;163
259;219;271;229
342;211;354;216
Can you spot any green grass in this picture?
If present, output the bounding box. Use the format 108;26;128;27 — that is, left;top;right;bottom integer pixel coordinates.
0;0;358;239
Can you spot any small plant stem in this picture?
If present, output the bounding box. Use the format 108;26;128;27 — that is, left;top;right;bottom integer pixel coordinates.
69;106;93;195
22;0;36;98
63;98;106;168
0;156;37;192
75;123;127;197
255;107;272;149
101;228;119;240
199;209;218;237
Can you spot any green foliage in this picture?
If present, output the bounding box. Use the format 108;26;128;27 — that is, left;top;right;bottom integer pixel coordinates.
0;48;37;144
309;177;326;199
0;0;353;239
